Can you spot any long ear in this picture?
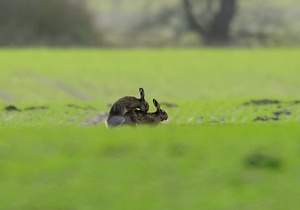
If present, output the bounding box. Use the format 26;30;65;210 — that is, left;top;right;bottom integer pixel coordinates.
139;88;145;99
153;99;160;110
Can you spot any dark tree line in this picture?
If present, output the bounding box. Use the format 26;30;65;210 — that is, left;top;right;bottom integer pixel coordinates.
1;0;285;47
0;0;100;46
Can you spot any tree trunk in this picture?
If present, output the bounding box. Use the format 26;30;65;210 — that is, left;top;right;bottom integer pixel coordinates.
183;0;237;46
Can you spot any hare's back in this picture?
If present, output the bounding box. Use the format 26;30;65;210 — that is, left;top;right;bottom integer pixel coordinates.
115;96;140;107
109;103;126;116
140;113;160;124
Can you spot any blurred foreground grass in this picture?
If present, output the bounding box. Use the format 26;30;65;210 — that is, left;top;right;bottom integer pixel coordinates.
1;125;300;210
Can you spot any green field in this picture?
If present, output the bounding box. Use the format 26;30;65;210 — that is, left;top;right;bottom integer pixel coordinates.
1;48;300;209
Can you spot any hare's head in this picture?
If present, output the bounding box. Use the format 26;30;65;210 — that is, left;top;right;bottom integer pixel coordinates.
153;99;168;121
139;88;149;112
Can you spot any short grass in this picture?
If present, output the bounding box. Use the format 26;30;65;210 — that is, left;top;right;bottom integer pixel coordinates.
1;48;300;209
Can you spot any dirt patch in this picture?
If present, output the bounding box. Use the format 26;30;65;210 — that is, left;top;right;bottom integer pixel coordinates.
67;104;96;110
273;110;291;117
292;100;300;105
285;100;300;109
243;99;282;106
243;99;300;109
253;116;278;121
242;99;296;122
4;105;21;111
24;106;49;110
80;111;109;126
4;105;49;111
160;102;178;108
198;116;204;123
254;109;292;122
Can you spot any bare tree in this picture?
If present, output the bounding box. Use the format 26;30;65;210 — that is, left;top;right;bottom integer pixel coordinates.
183;0;237;45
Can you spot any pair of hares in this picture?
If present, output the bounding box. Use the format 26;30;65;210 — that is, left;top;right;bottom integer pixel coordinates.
106;88;168;127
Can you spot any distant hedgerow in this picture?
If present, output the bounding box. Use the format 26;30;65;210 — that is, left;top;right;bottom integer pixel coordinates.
0;0;100;46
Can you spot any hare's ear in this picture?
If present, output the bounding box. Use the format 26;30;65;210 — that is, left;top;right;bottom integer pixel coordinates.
139;88;145;99
153;99;160;110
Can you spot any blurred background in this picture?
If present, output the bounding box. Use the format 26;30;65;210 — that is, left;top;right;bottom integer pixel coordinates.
1;0;300;47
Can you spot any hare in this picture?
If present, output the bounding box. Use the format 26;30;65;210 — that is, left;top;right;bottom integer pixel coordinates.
106;88;149;127
124;99;168;125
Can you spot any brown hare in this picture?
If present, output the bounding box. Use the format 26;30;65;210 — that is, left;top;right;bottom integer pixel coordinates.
124;99;168;126
106;88;149;128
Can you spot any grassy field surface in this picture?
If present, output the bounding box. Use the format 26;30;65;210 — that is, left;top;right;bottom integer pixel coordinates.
1;48;300;209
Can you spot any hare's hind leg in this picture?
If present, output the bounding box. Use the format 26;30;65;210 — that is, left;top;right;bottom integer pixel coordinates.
124;111;140;126
106;115;125;128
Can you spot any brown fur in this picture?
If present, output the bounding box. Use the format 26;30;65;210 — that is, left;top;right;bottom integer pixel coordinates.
106;88;149;127
124;99;168;126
